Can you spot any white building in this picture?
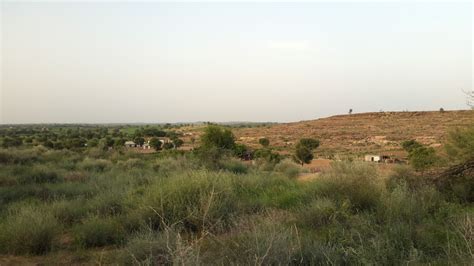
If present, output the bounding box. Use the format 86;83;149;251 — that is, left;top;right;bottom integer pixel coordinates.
364;155;381;162
124;141;136;148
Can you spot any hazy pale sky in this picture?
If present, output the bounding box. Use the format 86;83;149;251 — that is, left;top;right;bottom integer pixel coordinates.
1;2;472;124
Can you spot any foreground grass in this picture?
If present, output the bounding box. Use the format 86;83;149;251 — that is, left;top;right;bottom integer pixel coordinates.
0;147;472;264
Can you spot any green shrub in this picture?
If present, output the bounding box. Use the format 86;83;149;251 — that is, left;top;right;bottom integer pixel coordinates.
73;217;126;248
51;199;91;226
220;158;248;174
152;156;198;174
316;161;382;211
18;166;61;184
143;171;237;232
200;211;301;265
90;193;125;217
274;159;303;178
298;198;348;228
386;165;425;191
0;206;60;255
117;158;146;170
78;158;112;172
119;227;201;265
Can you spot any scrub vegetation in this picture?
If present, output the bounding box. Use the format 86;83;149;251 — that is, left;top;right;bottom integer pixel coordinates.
0;122;472;265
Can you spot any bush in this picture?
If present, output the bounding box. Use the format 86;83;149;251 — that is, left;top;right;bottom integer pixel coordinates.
73;217;126;248
274;159;303;178
445;124;474;163
51;199;91;226
220;158;248;174
200;211;301;265
316;162;382;211
120;227;199;265
0;206;60;255
386;165;425;191
117;158;145;170
18;166;61;184
143;171;238;232
298;198;347;228
408;146;438;173
78;158;112;172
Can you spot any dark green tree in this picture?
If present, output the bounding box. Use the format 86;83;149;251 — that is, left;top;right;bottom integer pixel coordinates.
295;145;313;166
401;140;423;153
163;142;174;150
445;125;474;162
149;137;162;151
200;125;235;150
2;137;22;148
259;138;270;148
409;146;438;174
172;138;184;148
299;138;320;150
134;137;145;146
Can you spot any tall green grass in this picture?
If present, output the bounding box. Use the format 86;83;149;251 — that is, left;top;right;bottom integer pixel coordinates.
0;147;472;264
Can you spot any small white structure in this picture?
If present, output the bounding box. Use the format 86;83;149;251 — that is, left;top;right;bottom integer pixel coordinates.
142;141;151;150
125;141;136;148
364;155;381;162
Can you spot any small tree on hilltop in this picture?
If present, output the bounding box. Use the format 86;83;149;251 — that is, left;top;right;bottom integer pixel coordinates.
259;138;270;148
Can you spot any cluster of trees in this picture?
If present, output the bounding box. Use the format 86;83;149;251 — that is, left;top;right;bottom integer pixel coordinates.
195;126;320;168
0;125;184;151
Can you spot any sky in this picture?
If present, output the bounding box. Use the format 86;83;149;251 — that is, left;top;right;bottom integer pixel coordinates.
0;1;472;124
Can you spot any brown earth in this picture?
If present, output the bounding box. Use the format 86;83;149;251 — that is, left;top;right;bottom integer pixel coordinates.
232;110;473;157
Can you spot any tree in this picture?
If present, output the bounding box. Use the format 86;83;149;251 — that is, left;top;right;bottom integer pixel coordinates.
162;142;174;150
463;89;473;109
299;138;320;150
2;137;22;148
408;146;438;174
254;148;281;163
293;138;320;166
295;145;313;166
401;140;422;153
149;137;162;151
134;137;145;146
445;125;474;162
197;125;236;168
87;138;99;148
173;138;184;148
349;109;353;115
200;125;235;150
233;143;251;160
114;138;126;148
259;138;270;148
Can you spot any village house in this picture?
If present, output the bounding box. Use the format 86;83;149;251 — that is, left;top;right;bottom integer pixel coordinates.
142;141;151;150
364;154;381;162
124;141;136;148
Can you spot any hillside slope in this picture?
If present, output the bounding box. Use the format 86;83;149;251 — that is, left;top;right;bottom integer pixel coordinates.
233;110;474;157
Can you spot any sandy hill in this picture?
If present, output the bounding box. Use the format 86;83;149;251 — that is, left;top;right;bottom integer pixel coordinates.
232;110;474;157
